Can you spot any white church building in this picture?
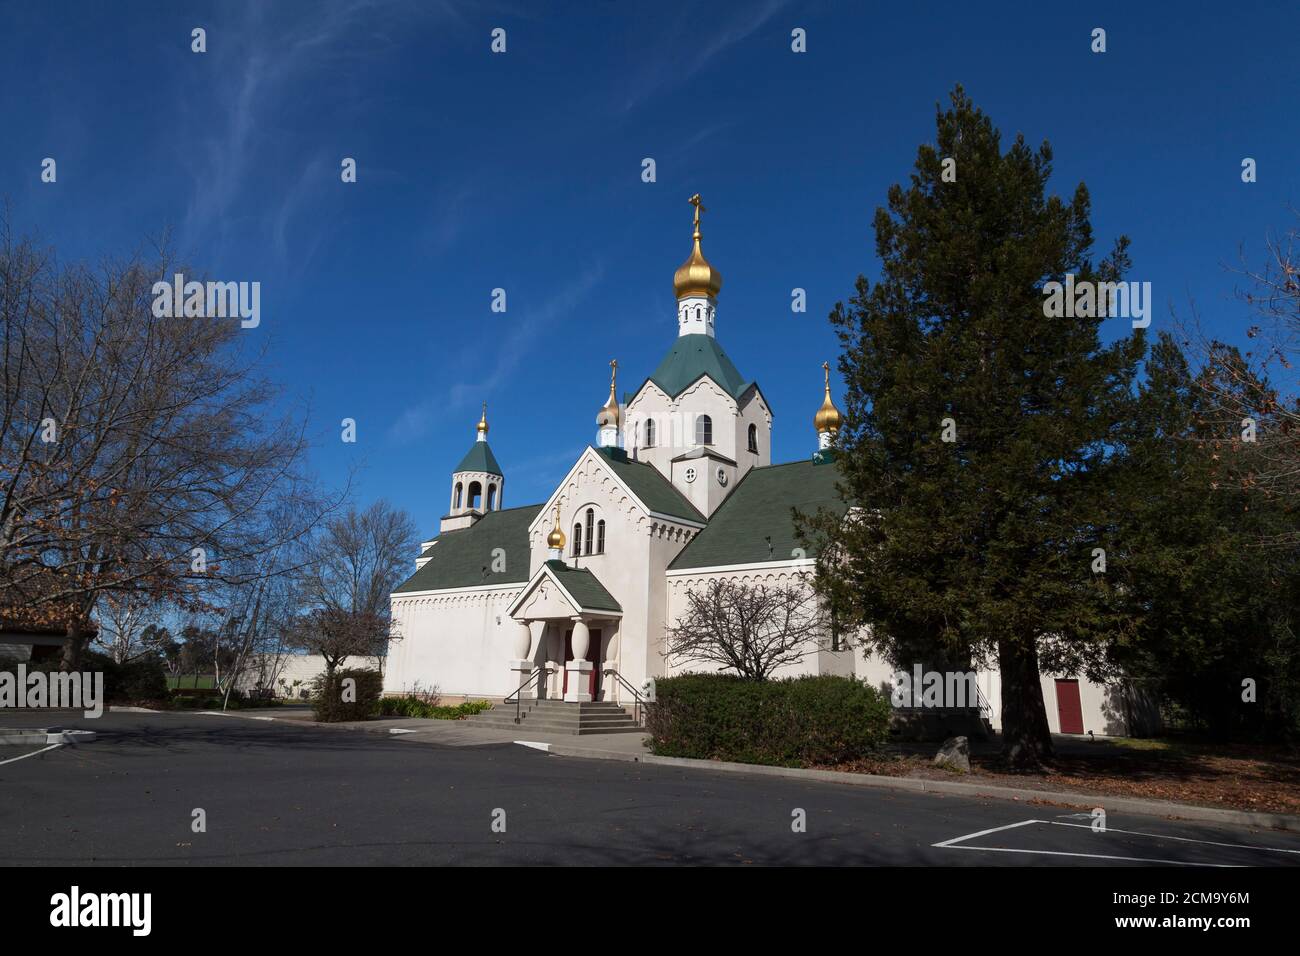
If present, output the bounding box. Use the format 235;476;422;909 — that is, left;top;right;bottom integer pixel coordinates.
384;196;1134;738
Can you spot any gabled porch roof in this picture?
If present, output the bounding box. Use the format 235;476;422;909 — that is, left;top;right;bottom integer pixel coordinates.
507;560;622;620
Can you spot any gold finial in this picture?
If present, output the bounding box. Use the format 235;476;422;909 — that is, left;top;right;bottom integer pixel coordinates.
598;359;620;428
546;502;566;550
476;401;489;436
674;193;722;300
814;361;843;435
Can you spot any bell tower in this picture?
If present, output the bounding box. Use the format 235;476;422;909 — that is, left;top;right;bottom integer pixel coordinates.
441;403;505;533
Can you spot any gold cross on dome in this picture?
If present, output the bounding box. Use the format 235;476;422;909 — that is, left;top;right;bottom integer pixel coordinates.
688;193;705;232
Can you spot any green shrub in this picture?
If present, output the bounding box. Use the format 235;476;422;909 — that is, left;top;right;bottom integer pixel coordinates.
377;695;492;719
310;668;383;722
646;674;891;767
17;650;169;704
114;655;168;701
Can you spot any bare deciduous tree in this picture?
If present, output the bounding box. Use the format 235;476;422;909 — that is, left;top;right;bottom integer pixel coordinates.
1183;211;1300;511
664;578;832;681
289;500;418;677
0;214;338;667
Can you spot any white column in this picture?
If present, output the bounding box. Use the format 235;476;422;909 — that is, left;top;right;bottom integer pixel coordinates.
509;621;535;699
564;617;593;703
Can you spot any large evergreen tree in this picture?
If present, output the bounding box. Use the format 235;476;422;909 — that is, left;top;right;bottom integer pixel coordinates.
1115;332;1300;738
807;88;1144;767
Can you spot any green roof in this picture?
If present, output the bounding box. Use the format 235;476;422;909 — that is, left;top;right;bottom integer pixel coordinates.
455;439;503;476
668;459;845;569
642;334;754;401
594;447;704;523
544;561;621;613
393;504;542;593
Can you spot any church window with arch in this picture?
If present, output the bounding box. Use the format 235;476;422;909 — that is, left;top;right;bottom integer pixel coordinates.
696;414;713;445
747;423;758;454
584;508;595;555
572;523;582;556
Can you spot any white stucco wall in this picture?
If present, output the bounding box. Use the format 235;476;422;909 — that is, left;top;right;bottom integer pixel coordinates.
664;561;855;680
386;583;524;699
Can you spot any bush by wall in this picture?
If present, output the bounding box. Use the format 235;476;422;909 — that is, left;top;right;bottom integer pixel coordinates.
646;674;891;767
377;696;492;719
10;650;168;703
310;668;383;722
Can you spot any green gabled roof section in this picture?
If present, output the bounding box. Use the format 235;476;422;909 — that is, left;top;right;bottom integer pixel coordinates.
642;334;755;401
668;459;846;570
545;561;622;613
455;439;503;476
593;446;705;523
393;504;542;593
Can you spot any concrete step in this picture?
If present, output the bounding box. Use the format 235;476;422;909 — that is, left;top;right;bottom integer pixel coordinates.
465;701;644;735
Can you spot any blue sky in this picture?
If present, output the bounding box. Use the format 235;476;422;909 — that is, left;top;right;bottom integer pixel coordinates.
2;0;1296;536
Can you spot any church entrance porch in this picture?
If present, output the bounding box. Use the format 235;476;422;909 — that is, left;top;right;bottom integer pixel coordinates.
505;558;624;704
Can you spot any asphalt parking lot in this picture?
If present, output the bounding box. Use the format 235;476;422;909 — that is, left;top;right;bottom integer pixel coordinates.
3;711;1299;866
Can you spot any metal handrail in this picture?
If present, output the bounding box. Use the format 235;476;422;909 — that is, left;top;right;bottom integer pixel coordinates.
601;666;648;726
974;682;994;720
504;665;549;724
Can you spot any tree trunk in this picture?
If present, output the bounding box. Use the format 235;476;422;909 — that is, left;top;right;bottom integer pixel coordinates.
997;636;1054;768
60;619;88;672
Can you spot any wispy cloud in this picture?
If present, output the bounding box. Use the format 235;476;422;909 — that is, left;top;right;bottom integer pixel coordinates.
176;0;464;262
386;262;606;444
617;0;790;113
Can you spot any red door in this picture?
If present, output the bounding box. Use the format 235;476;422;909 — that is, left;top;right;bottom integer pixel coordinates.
562;628;602;698
1055;679;1084;734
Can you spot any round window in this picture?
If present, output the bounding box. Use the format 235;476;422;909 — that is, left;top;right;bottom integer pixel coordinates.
684;467;697;483
717;467;729;486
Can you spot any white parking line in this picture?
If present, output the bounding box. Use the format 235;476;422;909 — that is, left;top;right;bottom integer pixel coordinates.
1048;820;1300;856
932;819;1040;848
0;743;63;766
939;843;1237;866
934;817;1297;865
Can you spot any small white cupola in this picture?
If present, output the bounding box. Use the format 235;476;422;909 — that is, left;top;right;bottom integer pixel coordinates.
596;359;621;448
673;193;722;338
442;403;505;532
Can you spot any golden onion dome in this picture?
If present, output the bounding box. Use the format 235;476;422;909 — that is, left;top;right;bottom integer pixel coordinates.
673;193;722;300
596;360;620;427
476;402;489;436
546;503;566;550
814;362;843;434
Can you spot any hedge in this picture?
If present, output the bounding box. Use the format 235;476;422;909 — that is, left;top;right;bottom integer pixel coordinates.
310;668;383;722
646;673;891;767
4;650;168;703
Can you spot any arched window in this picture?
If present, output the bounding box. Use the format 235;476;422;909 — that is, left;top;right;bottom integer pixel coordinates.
696;414;713;445
584;509;594;555
572;523;582;556
596;520;606;554
487;484;497;511
453;482;463;509
747;423;758;454
645;418;656;448
467;481;482;510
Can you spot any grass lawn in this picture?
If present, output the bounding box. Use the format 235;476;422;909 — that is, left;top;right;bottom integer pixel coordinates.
166;675;216;689
825;734;1300;816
